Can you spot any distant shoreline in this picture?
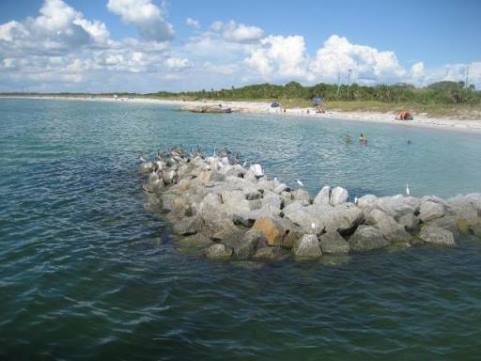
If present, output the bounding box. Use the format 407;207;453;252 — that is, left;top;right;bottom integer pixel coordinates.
2;94;481;134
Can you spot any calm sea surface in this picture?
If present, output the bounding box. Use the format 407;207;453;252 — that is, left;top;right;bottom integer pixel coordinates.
1;98;481;360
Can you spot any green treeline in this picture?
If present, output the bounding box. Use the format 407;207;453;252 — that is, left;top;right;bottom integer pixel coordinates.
152;81;481;105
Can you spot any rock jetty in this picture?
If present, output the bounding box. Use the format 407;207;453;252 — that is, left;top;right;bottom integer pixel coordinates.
140;148;481;262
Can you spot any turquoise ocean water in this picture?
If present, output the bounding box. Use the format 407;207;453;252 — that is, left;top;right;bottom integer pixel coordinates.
1;98;481;360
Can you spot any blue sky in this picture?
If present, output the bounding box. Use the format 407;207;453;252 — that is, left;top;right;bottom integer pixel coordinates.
1;0;480;92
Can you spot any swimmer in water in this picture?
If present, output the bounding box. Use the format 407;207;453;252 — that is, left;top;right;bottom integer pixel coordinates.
359;133;368;145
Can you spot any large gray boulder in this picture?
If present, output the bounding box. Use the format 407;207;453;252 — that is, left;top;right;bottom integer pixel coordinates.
172;215;203;236
292;189;311;206
376;195;420;220
205;243;233;259
220;190;251;215
199;193;231;234
330;186;349;206
231;229;267;259
319;231;350;254
365;209;411;243
283;202;363;235
262;191;282;210
357;194;378;210
349;225;389;252
293;234;322;259
398;213;420;233
419;201;445;222
419;225;455;246
313;186;331;207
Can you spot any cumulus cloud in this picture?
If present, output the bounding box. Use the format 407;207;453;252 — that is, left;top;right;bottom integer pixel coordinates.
0;0;176;91
309;35;406;83
0;0;109;51
210;20;264;43
107;0;173;41
245;35;309;79
185;17;200;29
1;4;481;92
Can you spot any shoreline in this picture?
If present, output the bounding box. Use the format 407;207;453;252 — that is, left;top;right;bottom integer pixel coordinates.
3;95;481;134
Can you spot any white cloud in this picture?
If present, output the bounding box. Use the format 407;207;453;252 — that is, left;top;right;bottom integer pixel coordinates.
309;35;405;83
208;20;264;43
165;57;190;70
1;4;481;92
107;0;173;41
221;21;264;43
0;0;109;51
245;35;309;79
186;17;200;29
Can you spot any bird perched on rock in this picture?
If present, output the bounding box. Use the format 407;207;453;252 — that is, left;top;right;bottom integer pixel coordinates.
296;179;304;187
406;184;410;196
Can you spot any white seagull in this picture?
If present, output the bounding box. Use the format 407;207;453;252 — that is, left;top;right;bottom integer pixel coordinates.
296;179;304;187
406;184;410;196
311;222;316;231
139;155;146;163
354;196;358;205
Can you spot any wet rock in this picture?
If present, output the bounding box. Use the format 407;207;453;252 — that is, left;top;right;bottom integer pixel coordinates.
205;243;233;260
174;234;213;254
252;247;288;262
419;225;455;246
419;201;445;222
349;225;388;252
319;231;350;254
293;234;322;259
330;186;349;206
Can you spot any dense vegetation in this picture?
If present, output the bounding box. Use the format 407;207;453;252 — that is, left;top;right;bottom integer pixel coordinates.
150;81;481;105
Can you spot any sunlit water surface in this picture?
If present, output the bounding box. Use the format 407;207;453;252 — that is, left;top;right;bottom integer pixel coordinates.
1;99;481;360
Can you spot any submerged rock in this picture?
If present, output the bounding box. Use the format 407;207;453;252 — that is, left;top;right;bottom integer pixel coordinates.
252;247;288;262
